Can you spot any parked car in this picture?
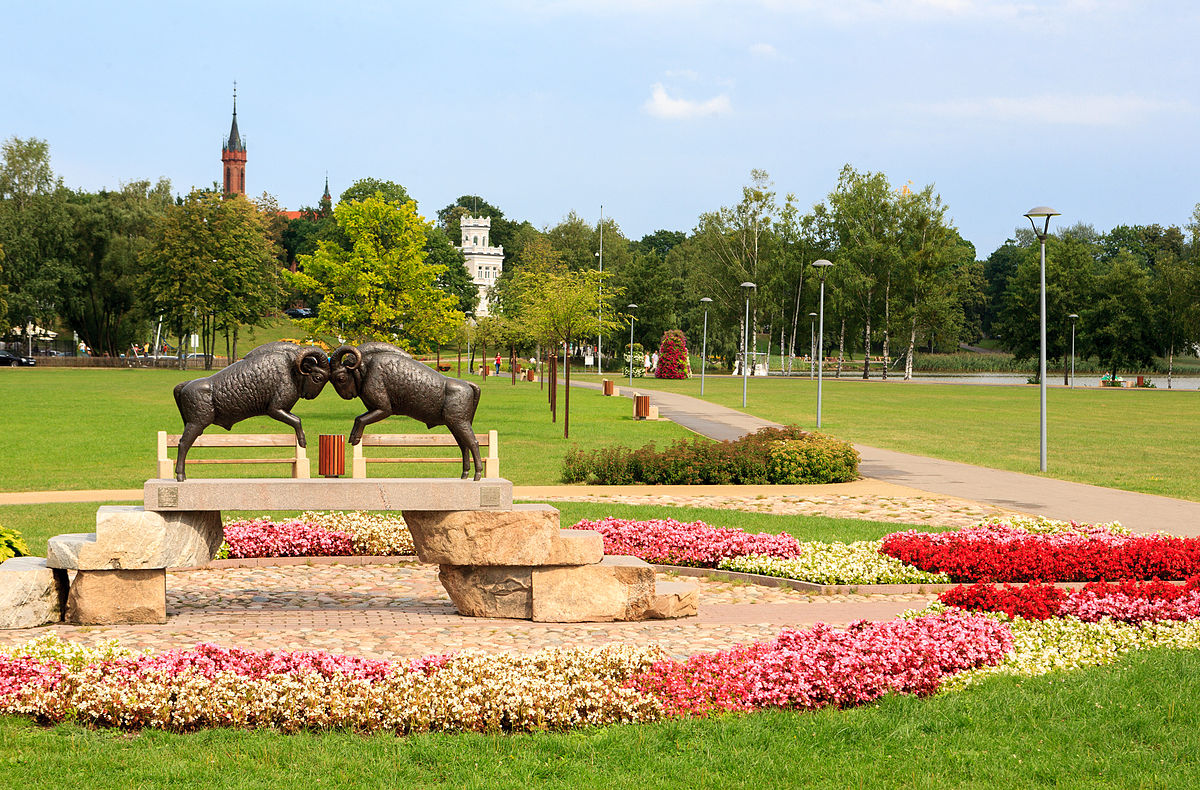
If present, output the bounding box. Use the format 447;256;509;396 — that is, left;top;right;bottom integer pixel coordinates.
284;307;316;319
0;350;36;366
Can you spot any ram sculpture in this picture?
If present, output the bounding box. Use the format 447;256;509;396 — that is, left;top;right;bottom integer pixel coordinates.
171;342;332;481
330;342;484;480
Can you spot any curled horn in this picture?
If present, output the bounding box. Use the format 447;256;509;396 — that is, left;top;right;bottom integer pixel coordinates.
297;347;329;375
332;344;362;371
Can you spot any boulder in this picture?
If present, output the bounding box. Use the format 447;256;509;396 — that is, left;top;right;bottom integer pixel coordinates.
646;581;699;619
66;569;166;625
438;565;532;619
0;557;68;629
531;556;656;622
47;506;222;570
405;505;602;566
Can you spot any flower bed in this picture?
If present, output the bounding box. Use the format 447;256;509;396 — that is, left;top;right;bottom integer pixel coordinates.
220;512;414;559
0;612;1011;733
574;517;801;568
880;521;1200;582
719;541;951;585
940;578;1200;624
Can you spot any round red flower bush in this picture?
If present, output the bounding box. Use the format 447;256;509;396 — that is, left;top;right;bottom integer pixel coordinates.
654;330;690;379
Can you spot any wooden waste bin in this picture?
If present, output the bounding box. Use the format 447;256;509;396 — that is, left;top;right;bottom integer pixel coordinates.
526;369;536;382
318;434;345;477
634;394;651;420
602;379;614;396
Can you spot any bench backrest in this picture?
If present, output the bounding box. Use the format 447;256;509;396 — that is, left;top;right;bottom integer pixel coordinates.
156;431;309;479
351;431;499;478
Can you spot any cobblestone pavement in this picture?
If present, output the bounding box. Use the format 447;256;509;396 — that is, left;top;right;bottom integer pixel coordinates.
0;563;937;661
534;492;1012;527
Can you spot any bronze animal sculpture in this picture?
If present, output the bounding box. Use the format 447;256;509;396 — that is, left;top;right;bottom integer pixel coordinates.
330;343;484;480
171;342;331;481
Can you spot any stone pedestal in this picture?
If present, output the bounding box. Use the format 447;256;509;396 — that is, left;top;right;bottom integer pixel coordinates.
66;569;166;625
47;506;222;571
0;557;68;629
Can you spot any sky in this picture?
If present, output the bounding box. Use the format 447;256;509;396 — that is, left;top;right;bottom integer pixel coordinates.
4;0;1199;256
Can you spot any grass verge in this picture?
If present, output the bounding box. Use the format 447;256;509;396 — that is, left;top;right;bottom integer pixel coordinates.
2;648;1198;789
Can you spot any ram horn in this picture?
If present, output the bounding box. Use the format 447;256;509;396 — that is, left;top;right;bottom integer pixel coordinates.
297;347;329;374
332;344;363;370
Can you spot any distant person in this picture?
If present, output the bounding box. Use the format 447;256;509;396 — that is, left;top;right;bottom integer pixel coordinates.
494;352;501;375
651;351;659;372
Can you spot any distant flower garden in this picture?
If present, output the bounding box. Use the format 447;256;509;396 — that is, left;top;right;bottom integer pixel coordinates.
219;511;414;559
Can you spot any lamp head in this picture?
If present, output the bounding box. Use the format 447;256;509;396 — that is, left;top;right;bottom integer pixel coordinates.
809;312;818;318
1069;313;1079;320
700;297;712;304
740;282;756;290
627;303;637;311
1024;206;1060;240
812;259;833;281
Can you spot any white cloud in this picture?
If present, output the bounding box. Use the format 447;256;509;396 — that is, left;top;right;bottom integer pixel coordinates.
664;68;700;80
748;42;781;60
918;93;1191;126
643;83;732;119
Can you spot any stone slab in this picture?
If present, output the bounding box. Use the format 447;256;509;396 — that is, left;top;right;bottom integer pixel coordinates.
144;477;512;512
66;568;166;625
405;506;604;566
438;565;532;619
47;507;223;571
646;581;699;619
531;556;656;622
0;557;68;629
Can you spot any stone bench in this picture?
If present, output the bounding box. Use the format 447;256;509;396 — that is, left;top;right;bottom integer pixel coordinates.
17;478;697;628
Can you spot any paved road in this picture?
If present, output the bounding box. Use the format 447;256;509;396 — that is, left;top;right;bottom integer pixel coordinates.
586;379;1200;537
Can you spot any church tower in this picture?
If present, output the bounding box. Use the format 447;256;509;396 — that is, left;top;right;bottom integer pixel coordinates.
221;83;247;195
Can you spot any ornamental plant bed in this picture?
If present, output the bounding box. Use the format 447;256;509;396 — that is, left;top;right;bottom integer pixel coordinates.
940;578;1200;623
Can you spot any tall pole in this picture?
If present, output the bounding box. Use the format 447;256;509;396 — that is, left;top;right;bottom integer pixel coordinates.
597;204;603;374
1069;314;1078;389
809;312;818;380
700;297;712;396
741;282;755;408
813;260;833;427
627;304;637;389
1039;236;1047;472
1025;207;1058;474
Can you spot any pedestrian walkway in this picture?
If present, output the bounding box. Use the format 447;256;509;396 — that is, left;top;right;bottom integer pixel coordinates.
580;378;1200;537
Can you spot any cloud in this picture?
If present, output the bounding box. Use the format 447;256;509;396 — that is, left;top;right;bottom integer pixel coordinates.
748;42;782;60
918;93;1192;126
664;68;700;80
643;83;732;120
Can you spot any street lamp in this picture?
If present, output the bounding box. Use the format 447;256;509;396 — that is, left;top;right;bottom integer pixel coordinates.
596;204;604;373
813;260;833;427
740;282;756;408
1068;313;1079;389
808;312;818;380
1025;205;1060;473
700;297;713;396
627;304;637;388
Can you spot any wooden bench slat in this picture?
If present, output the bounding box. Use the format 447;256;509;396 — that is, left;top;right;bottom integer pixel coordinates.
164;435;300;447
367;457;464;464
186;458;299;465
361;434;491;447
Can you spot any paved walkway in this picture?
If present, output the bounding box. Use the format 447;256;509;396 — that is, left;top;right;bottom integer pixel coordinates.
588;379;1200;537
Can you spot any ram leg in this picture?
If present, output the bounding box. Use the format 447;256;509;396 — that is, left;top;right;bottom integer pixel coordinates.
175;423;206;482
449;422;482;481
267;407;305;448
349;408;391;445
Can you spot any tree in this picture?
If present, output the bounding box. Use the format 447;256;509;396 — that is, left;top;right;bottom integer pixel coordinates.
61;179;173;356
981;239;1026;338
634;230;687;258
425;225;477;315
0;136;73;331
1080;251;1155;381
286;193;460;351
142;190;282;368
1149;250;1200;388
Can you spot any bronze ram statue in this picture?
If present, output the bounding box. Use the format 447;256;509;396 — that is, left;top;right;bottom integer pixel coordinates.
171;342;331;481
330;342;484;480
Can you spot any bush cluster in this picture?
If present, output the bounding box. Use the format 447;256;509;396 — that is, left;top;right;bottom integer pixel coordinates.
561;426;857;485
1;524;29;563
654;330;690;379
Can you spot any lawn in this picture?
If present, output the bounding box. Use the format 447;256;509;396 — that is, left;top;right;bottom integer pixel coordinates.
632;374;1200;501
2;647;1198;789
0;368;693;491
0;501;910;557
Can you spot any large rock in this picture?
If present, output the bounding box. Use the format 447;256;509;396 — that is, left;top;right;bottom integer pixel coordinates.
531;556;656;622
438;565;532;619
646;581;699;620
405;505;603;566
47;506;222;570
66;569;166;625
0;557;68;629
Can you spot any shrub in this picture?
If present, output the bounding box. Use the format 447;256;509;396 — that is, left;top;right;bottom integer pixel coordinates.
561;425;856;485
767;433;860;484
1;525;29;562
655;330;690;379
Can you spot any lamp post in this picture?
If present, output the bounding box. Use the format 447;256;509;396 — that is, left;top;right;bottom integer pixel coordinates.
25;315;35;357
1068;313;1078;389
596;203;604;374
813;260;833;427
627;304;637;388
740;282;756;408
1024;205;1060;473
808;312;818;380
700;297;713;396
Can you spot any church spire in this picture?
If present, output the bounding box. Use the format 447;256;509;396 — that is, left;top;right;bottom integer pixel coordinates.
221;81;247;195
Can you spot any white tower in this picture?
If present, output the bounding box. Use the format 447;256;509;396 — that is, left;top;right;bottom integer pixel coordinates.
458;215;504;317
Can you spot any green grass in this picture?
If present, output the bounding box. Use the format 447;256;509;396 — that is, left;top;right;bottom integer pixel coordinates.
0;368;693;491
635;374;1200;501
0;502;912;557
2;648;1198;788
